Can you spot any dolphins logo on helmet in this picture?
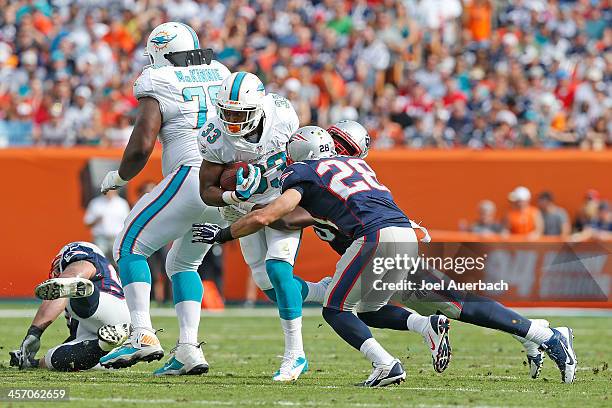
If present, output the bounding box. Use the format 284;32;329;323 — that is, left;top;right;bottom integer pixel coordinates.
150;32;178;51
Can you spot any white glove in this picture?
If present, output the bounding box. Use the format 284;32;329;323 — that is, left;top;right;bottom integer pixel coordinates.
219;205;248;223
100;170;128;194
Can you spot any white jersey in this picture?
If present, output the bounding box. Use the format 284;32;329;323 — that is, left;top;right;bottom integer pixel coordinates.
134;61;231;176
198;93;299;204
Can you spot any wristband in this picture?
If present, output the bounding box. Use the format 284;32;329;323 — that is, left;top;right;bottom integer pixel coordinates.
217;226;234;243
222;190;241;205
27;325;43;338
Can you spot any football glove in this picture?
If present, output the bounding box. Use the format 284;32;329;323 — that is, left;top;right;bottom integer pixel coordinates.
219;205;248;223
192;223;233;244
100;170;128;194
18;326;42;369
235;164;261;201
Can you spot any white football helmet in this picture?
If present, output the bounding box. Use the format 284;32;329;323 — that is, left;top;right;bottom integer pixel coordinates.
216;72;265;137
144;22;201;67
287;126;336;163
327;120;371;158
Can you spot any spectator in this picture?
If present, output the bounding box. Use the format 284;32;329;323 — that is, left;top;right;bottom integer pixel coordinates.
537;191;571;237
589;201;612;239
83;189;130;262
504;186;544;238
38;103;72;146
64;86;99;145
574;200;612;242
0;0;609;149
104;112;133;147
464;0;493;44
470;200;505;235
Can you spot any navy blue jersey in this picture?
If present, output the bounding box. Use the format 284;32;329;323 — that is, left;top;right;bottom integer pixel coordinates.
59;242;124;299
280;156;411;240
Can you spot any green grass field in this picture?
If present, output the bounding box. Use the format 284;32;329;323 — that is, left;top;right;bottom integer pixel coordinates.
0;305;610;407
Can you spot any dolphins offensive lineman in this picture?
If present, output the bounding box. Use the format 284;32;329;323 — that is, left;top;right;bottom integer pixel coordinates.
98;22;230;375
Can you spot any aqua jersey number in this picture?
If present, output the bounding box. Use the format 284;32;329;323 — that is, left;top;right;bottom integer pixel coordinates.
182;86;207;129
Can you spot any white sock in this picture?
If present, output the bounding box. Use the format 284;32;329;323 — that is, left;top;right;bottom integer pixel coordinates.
525;323;554;345
304;281;325;303
175;300;201;344
360;337;395;365
280;317;304;356
123;282;152;329
406;313;430;335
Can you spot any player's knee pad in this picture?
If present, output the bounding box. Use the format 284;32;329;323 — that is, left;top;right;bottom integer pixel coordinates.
266;260;302;320
45;340;106;371
165;241;208;277
170;271;203;304
68;285;100;319
264;228;302;266
117;254;151;285
251;260;273;291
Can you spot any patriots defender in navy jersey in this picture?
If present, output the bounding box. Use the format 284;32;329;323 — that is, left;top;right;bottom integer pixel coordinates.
193;126;453;387
9;242;130;372
269;120;577;384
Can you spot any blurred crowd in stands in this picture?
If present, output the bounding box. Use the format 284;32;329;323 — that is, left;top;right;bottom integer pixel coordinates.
0;0;609;149
460;186;611;240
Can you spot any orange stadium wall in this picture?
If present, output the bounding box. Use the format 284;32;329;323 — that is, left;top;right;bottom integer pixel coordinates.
1;148;611;305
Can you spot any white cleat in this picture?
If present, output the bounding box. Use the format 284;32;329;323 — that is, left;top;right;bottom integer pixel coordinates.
35;277;94;300
272;352;308;381
99;327;164;369
154;343;209;376
361;359;406;387
98;323;130;351
306;276;333;304
423;315;452;373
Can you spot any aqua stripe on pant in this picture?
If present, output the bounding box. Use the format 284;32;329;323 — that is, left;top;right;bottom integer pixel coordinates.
119;166;190;258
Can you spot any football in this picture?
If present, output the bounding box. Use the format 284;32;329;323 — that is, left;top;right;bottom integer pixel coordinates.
220;161;249;191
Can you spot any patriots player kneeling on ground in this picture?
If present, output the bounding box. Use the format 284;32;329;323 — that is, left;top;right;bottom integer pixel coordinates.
10;242;130;371
194;126;453;387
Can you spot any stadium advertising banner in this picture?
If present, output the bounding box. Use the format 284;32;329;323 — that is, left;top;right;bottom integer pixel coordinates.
1;148;611;308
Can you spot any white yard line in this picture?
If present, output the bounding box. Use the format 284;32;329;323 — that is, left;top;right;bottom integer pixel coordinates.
0;306;610;318
69;396;507;408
